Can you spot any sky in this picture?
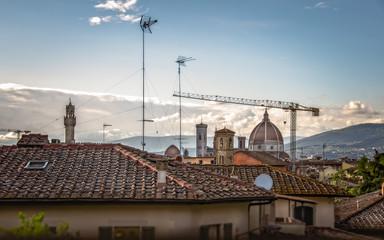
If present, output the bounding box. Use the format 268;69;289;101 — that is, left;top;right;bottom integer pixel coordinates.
1;0;384;147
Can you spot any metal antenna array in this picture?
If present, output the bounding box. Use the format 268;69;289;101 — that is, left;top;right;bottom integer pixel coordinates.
139;15;157;151
175;56;195;154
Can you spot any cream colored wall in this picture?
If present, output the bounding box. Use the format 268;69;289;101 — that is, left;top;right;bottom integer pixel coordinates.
0;201;256;240
274;197;335;228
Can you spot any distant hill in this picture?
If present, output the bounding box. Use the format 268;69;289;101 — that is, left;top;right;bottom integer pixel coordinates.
285;123;384;159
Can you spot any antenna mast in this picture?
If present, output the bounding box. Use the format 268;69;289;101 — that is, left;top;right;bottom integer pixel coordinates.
175;56;195;154
140;15;157;151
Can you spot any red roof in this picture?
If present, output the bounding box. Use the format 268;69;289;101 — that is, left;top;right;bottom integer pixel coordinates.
0;143;275;202
196;165;350;197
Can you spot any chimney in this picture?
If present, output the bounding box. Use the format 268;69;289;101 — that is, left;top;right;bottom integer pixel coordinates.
156;159;168;188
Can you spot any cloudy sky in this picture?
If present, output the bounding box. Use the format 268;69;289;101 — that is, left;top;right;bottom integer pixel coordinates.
1;0;384;146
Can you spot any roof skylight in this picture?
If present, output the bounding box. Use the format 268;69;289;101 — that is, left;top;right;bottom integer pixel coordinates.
24;160;49;170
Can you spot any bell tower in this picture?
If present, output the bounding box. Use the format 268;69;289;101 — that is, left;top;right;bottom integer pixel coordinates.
64;99;76;143
196;122;208;157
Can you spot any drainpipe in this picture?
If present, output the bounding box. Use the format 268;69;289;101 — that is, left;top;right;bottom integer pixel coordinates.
248;200;274;237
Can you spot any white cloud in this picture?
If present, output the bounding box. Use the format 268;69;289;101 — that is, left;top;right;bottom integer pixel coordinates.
95;0;137;13
305;1;331;10
1;84;384;146
341;100;378;115
118;14;141;23
90;0;140;25
315;2;329;8
89;17;102;26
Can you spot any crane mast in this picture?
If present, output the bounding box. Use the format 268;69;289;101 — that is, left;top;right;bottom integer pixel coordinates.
173;91;320;171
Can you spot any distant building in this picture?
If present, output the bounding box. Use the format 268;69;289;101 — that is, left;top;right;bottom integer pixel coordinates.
164;144;182;162
64;99;76;144
248;109;288;159
214;127;235;165
238;136;246;151
196;122;207;157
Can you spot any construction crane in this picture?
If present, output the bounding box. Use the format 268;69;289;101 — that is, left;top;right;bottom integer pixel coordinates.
0;129;30;141
173;91;320;171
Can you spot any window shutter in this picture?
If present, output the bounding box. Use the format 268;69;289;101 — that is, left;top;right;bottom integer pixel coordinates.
224;223;232;240
200;226;209;240
99;226;112;240
142;226;155;240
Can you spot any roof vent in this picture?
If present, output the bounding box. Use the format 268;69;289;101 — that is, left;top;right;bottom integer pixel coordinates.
24;160;49;170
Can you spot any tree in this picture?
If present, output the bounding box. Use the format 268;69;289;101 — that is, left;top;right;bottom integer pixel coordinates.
354;150;384;195
0;212;76;240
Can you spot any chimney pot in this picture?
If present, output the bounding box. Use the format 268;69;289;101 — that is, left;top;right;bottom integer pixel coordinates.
156;159;168;188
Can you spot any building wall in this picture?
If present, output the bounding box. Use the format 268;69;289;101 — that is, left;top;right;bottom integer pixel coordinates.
0;201;262;240
274;197;335;228
184;157;215;165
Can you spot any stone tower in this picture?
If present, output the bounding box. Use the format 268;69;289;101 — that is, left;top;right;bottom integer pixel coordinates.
214;127;235;165
196;122;208;157
238;136;246;151
64;99;76;144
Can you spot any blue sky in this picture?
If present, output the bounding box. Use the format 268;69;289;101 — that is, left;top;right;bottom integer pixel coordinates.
1;0;384;145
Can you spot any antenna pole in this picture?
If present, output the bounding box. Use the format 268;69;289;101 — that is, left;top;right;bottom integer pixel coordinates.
142;22;145;151
178;62;182;152
175;56;195;155
140;15;157;151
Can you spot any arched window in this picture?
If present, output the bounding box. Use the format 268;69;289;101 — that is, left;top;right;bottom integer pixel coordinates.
239;141;243;149
199;134;201;141
220;155;224;164
229;138;232;147
220;138;223;148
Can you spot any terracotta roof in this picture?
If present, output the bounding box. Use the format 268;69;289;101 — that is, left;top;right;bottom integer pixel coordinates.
335;189;384;223
298;160;342;166
195;165;350;197
17;134;49;147
336;196;384;230
262;227;382;240
236;151;289;166
0;144;275;202
249;110;283;143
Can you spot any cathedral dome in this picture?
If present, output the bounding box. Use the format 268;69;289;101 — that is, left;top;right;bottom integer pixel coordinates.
164;144;180;157
249;110;284;157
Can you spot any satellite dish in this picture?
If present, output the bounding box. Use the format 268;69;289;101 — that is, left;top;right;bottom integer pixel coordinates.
254;174;273;190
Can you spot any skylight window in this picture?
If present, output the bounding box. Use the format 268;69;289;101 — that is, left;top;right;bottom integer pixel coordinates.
24;160;49;170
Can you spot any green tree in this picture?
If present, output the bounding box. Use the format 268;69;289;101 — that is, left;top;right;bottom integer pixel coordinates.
0;212;76;240
354;151;384;195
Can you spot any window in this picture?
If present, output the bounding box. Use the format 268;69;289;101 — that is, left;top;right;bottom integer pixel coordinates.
211;160;215;164
199;160;203;164
220;138;223;148
200;223;232;240
199;134;202;140
99;226;155;240
220;156;224;164
228;138;232;148
239;141;243;149
24;160;49;170
294;206;313;225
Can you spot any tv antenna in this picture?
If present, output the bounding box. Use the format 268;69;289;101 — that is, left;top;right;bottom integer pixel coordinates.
139;15;157;151
175;56;195;153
